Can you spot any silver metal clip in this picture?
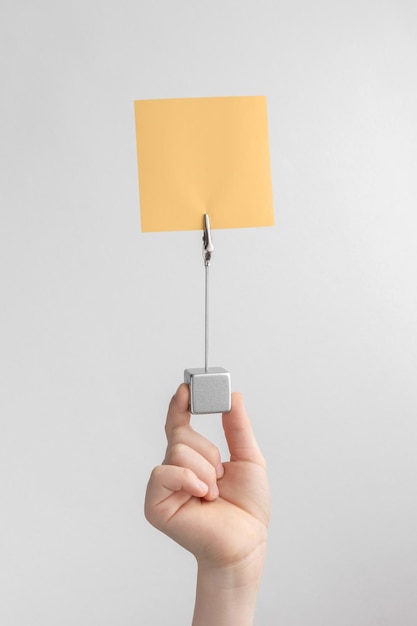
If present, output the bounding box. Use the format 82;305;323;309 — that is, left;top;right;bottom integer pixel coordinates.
202;213;214;266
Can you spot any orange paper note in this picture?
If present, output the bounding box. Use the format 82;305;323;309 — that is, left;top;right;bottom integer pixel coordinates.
134;95;274;232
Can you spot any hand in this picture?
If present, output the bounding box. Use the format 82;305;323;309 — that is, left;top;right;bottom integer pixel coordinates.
144;384;270;625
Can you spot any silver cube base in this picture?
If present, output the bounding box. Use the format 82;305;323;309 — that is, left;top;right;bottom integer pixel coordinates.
184;367;231;415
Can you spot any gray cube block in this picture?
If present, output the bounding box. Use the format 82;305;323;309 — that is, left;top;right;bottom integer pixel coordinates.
184;367;231;415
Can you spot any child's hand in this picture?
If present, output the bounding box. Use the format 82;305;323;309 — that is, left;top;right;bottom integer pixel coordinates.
145;383;270;580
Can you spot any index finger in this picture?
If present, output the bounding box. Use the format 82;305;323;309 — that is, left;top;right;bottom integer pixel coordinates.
165;383;191;438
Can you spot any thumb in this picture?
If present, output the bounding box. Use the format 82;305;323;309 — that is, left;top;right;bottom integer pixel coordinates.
222;393;266;466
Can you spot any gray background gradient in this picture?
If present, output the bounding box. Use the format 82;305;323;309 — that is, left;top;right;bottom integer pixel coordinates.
1;1;416;624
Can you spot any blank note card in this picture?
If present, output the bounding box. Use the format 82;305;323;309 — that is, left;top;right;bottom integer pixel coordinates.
134;95;274;232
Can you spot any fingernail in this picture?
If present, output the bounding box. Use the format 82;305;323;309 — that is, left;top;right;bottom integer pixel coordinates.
216;463;224;478
211;483;219;499
196;479;208;493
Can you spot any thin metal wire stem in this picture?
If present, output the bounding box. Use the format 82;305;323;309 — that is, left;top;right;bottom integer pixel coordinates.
204;264;209;372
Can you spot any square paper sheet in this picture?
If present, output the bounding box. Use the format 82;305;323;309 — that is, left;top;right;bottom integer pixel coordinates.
134;95;274;232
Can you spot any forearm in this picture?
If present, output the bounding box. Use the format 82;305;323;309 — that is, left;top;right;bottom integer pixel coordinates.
192;548;266;626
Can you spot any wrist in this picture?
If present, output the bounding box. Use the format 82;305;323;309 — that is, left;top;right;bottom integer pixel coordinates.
192;544;267;626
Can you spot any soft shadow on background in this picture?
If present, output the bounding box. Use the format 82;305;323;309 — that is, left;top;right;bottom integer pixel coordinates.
1;1;416;625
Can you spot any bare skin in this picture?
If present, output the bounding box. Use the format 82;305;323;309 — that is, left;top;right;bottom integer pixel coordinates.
145;384;270;625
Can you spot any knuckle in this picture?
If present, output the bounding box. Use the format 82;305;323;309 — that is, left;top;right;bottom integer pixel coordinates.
149;465;164;482
169;425;187;444
166;442;187;465
181;467;192;482
147;465;165;490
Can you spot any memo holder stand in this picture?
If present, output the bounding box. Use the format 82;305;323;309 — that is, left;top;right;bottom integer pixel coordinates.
134;96;274;413
184;214;231;415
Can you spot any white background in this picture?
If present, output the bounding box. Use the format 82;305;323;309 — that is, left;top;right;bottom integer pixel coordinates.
1;1;416;624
